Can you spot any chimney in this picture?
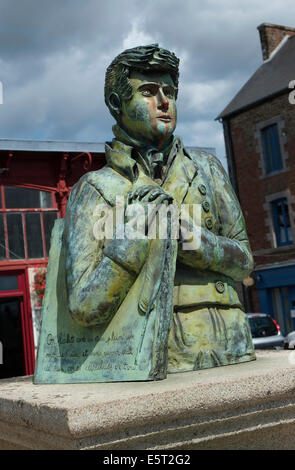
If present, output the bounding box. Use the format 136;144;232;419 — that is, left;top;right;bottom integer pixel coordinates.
257;23;295;60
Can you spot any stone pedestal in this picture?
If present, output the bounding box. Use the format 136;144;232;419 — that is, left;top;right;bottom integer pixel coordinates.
1;350;295;450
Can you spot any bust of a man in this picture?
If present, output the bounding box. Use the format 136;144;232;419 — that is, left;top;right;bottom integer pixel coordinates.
34;45;255;384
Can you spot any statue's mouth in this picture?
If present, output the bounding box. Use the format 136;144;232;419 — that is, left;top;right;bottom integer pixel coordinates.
157;114;171;123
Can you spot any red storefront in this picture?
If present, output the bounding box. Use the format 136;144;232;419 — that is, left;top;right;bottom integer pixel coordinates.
0;140;105;378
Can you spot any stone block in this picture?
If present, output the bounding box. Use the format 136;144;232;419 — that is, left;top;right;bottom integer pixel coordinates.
1;350;295;450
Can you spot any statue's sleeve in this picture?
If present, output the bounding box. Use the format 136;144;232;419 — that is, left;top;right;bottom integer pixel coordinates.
64;178;148;326
177;155;254;281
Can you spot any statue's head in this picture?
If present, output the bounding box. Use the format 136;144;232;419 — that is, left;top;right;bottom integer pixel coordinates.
105;44;179;149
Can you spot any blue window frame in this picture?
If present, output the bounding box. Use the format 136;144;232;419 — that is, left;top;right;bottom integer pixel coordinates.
271;198;293;246
261;123;283;174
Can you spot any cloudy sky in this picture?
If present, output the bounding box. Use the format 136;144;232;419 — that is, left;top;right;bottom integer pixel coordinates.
0;0;295;169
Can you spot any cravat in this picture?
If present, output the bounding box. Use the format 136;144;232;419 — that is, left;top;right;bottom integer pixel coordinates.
151;152;164;182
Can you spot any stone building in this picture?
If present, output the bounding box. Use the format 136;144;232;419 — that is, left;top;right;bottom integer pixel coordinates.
217;23;295;335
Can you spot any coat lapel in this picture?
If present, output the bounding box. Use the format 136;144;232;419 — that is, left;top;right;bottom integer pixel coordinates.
86;143;159;207
162;147;198;207
86;139;198;208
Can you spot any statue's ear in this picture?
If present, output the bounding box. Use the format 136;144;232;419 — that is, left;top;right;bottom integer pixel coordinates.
108;92;121;117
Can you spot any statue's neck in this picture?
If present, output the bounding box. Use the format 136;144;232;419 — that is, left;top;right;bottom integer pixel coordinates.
112;124;174;165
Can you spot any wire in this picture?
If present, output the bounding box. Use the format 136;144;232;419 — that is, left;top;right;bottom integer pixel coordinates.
0;241;26;260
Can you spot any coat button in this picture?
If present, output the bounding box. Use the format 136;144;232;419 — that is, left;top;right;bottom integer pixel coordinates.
198;184;207;195
205;217;213;229
202;200;210;212
215;281;225;293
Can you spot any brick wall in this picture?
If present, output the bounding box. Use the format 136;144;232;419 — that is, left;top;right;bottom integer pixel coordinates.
258;23;295;60
227;92;295;310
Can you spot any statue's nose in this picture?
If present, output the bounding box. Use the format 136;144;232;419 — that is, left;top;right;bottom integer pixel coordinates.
157;89;169;111
160;100;169;112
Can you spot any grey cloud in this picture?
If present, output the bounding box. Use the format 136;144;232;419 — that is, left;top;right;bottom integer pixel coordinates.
1;0;295;171
0;0;138;60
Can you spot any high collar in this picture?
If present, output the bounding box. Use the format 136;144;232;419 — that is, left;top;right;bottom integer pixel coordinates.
105;126;183;183
104;139;137;182
112;124;174;159
112;124;175;174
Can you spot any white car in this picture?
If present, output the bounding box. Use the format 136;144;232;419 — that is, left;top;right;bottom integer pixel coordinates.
284;331;295;349
247;313;285;349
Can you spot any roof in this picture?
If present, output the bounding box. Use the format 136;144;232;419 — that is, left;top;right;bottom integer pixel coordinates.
217;34;295;119
0;139;105;153
0;139;215;155
190;146;216;155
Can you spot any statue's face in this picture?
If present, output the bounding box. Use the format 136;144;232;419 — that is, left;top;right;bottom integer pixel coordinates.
120;70;177;149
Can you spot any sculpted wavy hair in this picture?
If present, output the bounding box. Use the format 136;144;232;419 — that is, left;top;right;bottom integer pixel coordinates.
104;44;179;119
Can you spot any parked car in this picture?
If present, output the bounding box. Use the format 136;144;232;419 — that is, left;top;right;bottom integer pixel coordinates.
247;313;285;349
284;331;295;349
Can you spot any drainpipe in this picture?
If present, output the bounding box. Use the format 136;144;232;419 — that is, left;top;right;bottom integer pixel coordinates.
221;118;253;312
222;118;239;197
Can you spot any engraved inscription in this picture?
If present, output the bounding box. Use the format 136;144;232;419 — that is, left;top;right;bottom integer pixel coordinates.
44;331;136;373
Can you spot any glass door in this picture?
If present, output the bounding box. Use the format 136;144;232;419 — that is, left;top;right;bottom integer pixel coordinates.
0;271;35;378
0;297;25;379
271;286;295;335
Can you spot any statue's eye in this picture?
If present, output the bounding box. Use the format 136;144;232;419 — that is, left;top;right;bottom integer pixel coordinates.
164;87;175;99
141;88;153;97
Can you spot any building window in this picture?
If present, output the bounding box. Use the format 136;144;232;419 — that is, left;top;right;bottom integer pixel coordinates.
271;198;293;246
0;186;58;261
261;123;283;174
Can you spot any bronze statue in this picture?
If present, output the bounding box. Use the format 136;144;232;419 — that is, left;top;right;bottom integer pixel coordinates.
34;45;255;384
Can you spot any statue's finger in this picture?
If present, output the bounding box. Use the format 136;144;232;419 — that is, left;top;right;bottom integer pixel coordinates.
127;192;134;204
153;194;167;205
138;186;154;200
147;189;163;202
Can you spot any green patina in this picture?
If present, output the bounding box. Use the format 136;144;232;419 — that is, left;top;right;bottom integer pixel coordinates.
34;44;255;385
120;70;177;149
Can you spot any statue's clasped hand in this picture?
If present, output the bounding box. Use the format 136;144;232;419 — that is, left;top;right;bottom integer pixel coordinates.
125;185;174;236
127;185;173;206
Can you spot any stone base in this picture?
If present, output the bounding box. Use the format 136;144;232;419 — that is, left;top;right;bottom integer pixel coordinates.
1;350;295;450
